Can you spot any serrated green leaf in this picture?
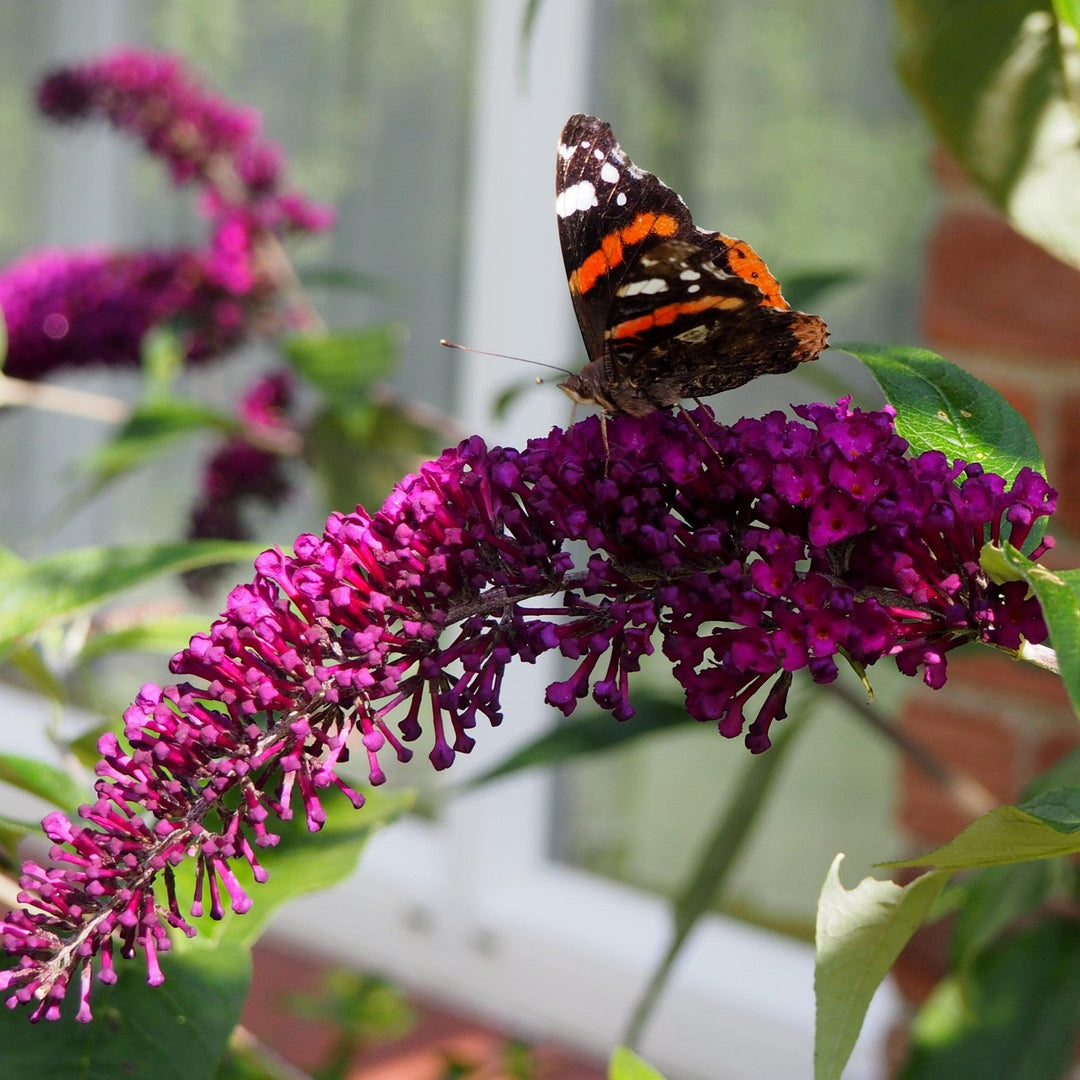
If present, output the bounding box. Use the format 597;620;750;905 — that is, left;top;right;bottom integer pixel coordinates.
0;938;251;1080
898;919;1080;1079
840;343;1044;481
609;1047;667;1080
981;542;1080;714
470;692;691;787
0;753;87;811
895;0;1080;272
887;797;1080;870
0;541;264;656
283;325;401;400
814;858;949;1080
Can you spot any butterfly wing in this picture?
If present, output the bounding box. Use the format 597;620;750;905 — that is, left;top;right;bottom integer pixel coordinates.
555;114;827;412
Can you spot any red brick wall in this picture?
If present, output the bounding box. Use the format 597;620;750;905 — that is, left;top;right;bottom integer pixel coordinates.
892;151;1080;1010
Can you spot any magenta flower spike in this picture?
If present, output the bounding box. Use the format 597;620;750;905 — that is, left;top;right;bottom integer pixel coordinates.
0;402;1056;1020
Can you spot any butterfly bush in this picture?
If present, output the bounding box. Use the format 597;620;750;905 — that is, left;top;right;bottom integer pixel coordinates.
0;50;334;380
0;402;1056;1020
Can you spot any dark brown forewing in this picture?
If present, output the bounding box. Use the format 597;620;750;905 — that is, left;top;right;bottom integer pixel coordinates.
556;114;693;373
606;239;828;404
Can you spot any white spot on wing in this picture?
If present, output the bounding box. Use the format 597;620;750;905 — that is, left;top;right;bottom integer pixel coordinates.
687;283;701;293
593;148;605;160
617;278;669;297
679;269;702;281
616;192;627;206
558;142;577;161
600;162;619;184
556;180;598;218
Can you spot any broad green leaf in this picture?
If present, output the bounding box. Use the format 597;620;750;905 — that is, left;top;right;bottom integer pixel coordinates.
840;344;1044;481
814;857;949;1080
470;692;692;787
79;398;235;483
981;542;1080;714
77;615;210;663
0;540;264;656
609;1047;667;1080
895;0;1080;271
626;717;802;1047
949;860;1055;968
0;938;251;1080
283;325;401;400
202;787;412;949
898;919;1080;1079
0;753;87;811
887;792;1080;870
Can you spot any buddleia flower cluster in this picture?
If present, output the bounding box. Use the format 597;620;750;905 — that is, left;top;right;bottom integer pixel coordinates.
0;401;1056;1020
0;49;334;381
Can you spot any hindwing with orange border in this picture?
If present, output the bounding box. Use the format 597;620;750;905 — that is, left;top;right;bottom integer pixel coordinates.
555;114;828;416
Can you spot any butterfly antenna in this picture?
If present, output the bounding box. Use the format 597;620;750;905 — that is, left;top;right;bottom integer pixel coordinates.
439;339;575;381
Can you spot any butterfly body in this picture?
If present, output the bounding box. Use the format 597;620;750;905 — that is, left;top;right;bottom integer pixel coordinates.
555;114;827;414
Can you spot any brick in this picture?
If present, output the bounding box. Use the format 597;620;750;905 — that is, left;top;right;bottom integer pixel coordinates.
921;212;1080;363
897;695;1016;845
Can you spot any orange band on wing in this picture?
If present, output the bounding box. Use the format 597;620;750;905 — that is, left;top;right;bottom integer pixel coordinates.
717;234;787;309
570;212;680;295
610;293;747;341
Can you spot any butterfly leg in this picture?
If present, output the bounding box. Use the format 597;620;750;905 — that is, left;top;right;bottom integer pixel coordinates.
677;402;722;467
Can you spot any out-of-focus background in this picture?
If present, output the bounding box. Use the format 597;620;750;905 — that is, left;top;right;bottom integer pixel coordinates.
1;3;1077;1078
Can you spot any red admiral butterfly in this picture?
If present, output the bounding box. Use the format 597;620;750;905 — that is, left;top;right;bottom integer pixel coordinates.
556;115;828;416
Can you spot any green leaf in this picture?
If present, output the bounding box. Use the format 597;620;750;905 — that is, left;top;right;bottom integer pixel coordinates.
80;398;235;484
887;792;1080;870
470;692;692;787
1054;0;1080;32
306;399;442;516
205;787;412;949
5;643;66;702
0;753;87;811
949;860;1055;968
0;541;264;657
283;325;401;401
609;1047;668;1080
898;919;1080;1079
626;716;802;1047
77;616;210;663
777;268;858;311
840;343;1044;481
814;858;949;1080
296;264;394;296
0;814;39;869
0;938;251;1080
981;542;1080;714
895;0;1080;272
